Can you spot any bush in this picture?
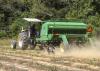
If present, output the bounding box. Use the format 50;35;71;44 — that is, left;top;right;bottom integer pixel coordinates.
0;31;7;38
10;18;28;36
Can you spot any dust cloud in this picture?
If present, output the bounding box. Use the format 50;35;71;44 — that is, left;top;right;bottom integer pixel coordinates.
55;38;100;59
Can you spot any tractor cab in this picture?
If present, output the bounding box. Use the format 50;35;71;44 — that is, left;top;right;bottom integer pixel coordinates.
23;18;42;38
14;18;42;50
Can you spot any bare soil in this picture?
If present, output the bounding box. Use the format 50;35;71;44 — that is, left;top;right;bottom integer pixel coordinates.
0;39;100;71
0;48;100;71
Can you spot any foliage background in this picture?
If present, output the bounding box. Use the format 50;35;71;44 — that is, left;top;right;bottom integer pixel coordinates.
0;0;100;37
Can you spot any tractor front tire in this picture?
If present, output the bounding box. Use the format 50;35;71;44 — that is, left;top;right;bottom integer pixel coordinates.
11;40;17;49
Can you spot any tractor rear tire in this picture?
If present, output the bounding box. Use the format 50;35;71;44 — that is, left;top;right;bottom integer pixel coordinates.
22;46;28;50
30;45;35;50
18;41;28;50
11;44;16;49
29;39;36;50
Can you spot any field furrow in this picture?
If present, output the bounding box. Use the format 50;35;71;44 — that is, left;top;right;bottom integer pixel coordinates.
0;45;100;71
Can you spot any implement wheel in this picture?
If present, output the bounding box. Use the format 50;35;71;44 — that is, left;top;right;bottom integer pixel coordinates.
60;42;69;52
60;42;65;52
47;44;55;54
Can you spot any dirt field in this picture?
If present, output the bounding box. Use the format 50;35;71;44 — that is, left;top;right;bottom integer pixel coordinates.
0;39;100;71
0;48;100;71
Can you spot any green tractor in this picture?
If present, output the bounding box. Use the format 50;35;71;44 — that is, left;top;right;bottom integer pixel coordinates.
11;18;93;53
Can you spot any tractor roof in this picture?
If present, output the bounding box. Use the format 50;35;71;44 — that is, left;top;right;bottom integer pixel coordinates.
23;18;42;22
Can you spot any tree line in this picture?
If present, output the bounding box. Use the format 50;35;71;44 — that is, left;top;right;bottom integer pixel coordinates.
0;0;100;37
